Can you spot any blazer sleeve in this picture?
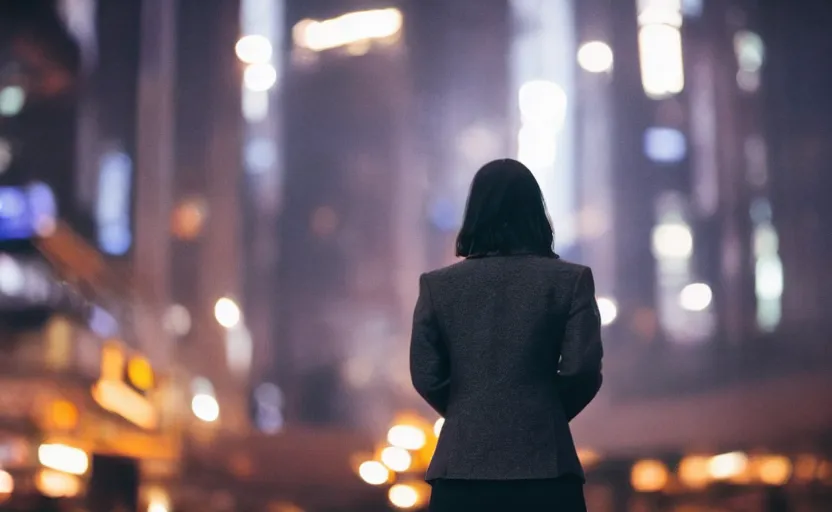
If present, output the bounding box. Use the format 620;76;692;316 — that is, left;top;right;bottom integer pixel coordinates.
409;273;450;416
558;267;604;421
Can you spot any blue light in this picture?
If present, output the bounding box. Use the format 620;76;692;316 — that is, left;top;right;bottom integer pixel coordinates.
89;305;119;338
28;182;57;218
0;187;34;240
98;224;132;256
644;127;687;164
245;137;277;173
254;382;284;434
96;150;133;255
749;198;772;224
682;0;703;17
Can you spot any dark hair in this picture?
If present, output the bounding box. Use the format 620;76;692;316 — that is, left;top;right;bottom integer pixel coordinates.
455;158;556;258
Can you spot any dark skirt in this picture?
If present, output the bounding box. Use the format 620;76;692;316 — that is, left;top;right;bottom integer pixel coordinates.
429;476;587;512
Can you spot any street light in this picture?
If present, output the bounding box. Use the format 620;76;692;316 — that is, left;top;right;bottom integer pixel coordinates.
214;297;241;328
388;484;419;509
357;461;389;485
680;283;713;312
293;8;403;52
243;63;278;92
235;35;273;65
191;393;220;422
380;446;412;473
577;41;614;73
387;425;426;451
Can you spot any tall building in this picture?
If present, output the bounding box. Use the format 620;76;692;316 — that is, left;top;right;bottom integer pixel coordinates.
565;4;832;509
277;0;421;430
583;0;782;402
763;0;832;340
0;1;179;510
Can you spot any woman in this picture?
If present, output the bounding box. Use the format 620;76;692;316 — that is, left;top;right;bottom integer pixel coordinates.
410;158;603;512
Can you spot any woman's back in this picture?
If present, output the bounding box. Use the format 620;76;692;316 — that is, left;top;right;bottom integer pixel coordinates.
409;158;602;511
410;254;603;481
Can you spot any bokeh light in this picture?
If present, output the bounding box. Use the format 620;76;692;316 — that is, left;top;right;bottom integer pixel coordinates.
243;63;278;92
191;393;220;423
387;425;426;451
214;297;242;328
630;459;669;492
679;283;713;312
596;296;618;326
388;483;419;509
357;460;389;485
380;446;412;472
235;35;273;64
577;41;614;73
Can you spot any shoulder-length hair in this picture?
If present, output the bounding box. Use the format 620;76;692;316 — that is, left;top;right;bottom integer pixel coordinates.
455;158;556;258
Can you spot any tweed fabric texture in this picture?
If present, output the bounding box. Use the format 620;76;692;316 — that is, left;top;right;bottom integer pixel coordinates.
409;255;604;482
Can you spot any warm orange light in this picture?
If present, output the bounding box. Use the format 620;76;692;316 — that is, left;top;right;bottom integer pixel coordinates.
358;460;390;485
36;469;81;498
793;455;818;482
49;400;79;430
388;482;429;509
127;356;154;391
171;199;206;240
757;455;792;486
100;341;125;381
0;469;13;500
678;455;711;489
708;452;748;480
577;448;601;469
631;459;669;492
92;380;158;429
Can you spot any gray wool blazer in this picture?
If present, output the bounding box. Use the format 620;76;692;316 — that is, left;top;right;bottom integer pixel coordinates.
409;254;603;482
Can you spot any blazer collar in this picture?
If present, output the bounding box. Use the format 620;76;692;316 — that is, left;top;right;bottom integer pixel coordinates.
467;250;560;260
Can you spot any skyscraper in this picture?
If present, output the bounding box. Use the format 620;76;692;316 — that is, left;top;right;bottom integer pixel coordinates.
277;1;417;429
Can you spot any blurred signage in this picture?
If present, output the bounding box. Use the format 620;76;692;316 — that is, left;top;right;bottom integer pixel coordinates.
91;342;158;430
91;380;157;430
95;150;133;256
0;183;57;241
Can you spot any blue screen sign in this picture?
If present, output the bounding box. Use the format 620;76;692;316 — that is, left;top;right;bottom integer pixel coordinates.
0;183;57;242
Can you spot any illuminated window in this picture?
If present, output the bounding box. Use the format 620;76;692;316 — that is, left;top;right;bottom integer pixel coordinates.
245;137;277;173
637;0;684;98
637;0;683;27
95;150;133;255
292;8;403;52
652;192;714;343
734;31;765;73
253;382;284;434
242;87;270;122
0;86;25;117
638;24;685;98
644;127;687;163
753;222;782;331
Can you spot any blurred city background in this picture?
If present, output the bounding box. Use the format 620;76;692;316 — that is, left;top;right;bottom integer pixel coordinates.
0;0;830;510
